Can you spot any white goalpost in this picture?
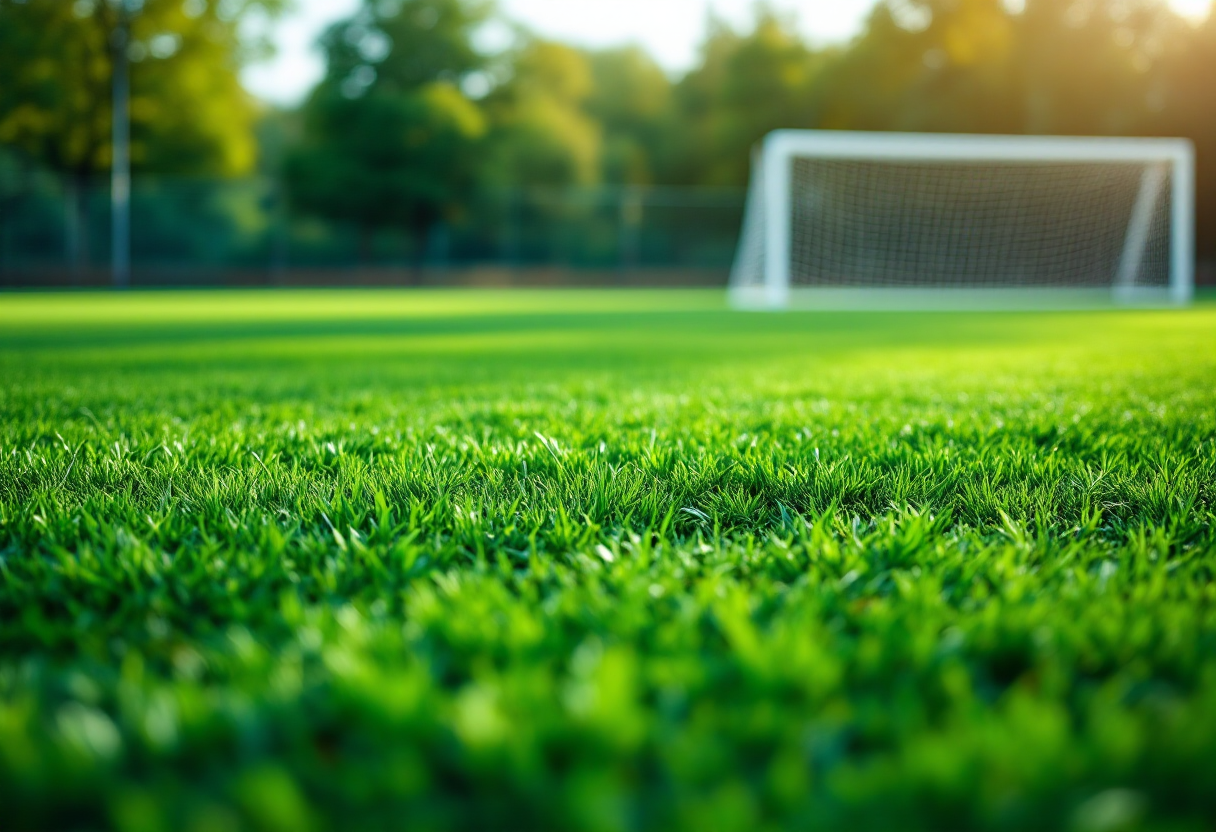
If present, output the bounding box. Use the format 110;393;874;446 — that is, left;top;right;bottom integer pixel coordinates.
730;130;1196;310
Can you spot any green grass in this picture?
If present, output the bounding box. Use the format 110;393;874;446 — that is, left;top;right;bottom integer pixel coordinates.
2;289;1215;832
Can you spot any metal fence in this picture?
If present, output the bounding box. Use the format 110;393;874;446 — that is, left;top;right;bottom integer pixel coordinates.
0;157;744;287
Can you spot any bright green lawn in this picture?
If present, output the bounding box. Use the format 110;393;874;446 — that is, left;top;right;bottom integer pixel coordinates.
2;289;1215;832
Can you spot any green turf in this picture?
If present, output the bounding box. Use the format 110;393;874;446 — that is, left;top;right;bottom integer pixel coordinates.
2;289;1215;832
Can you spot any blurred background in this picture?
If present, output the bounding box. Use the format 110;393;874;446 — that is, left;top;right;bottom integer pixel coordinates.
0;0;1213;289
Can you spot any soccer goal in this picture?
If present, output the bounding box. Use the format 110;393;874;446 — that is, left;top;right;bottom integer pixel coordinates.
730;130;1195;310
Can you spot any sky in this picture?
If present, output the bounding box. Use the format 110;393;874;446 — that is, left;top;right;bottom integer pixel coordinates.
240;0;1214;107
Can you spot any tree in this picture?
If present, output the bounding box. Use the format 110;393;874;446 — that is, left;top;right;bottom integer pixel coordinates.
585;47;672;185
285;0;490;262
808;0;1184;136
1156;8;1216;259
661;10;825;186
0;0;281;271
480;40;602;189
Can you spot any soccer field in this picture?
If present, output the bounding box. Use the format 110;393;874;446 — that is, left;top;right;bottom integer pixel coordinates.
2;289;1215;831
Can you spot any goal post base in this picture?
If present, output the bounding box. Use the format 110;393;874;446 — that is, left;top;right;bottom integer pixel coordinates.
728;286;1187;312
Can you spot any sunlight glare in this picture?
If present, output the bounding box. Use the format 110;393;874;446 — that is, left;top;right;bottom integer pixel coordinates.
1169;0;1213;21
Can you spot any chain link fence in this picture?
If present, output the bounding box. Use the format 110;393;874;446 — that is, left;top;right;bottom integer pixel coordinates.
0;156;744;288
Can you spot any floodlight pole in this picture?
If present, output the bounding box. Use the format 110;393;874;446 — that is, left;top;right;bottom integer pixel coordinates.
111;0;131;289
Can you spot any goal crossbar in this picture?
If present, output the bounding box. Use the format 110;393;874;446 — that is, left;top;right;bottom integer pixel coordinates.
731;130;1196;310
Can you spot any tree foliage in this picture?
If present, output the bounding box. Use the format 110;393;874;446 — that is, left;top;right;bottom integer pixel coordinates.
661;12;828;186
0;0;281;179
480;40;602;189
284;0;491;252
586;47;672;185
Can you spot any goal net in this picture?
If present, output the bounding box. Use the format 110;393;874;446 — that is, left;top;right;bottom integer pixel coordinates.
730;131;1195;309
